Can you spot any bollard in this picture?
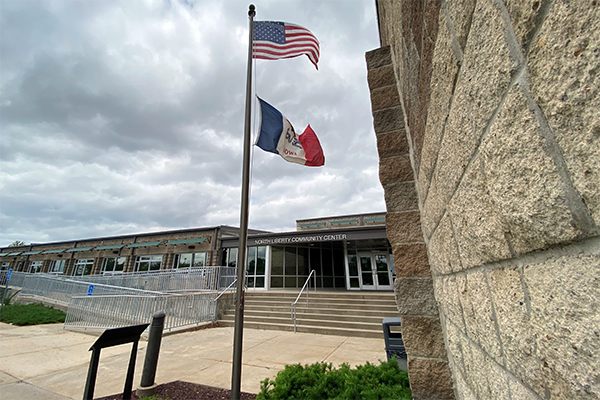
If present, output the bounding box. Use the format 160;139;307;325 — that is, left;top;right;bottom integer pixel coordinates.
136;311;166;397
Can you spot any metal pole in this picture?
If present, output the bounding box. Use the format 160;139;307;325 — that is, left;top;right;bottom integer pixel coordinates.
83;348;101;400
231;4;255;400
123;339;139;400
140;311;166;388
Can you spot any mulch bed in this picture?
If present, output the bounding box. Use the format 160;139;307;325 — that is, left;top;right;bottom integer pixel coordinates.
95;380;257;400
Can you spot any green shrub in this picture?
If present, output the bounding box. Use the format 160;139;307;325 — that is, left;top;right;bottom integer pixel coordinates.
258;358;411;400
0;303;66;325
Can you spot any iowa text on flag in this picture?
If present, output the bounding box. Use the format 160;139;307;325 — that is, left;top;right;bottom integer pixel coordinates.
253;21;320;69
255;97;325;167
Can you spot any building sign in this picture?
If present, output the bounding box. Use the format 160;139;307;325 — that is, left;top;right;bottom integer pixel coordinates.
251;234;347;246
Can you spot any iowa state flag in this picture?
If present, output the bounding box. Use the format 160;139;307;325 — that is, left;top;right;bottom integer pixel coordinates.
255;97;325;167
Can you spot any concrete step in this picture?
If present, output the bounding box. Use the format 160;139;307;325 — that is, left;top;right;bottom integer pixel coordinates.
244;303;399;313
240;310;390;324
219;290;399;338
217;319;384;339
220;314;383;332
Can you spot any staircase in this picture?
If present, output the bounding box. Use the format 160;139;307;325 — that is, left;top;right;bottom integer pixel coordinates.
218;290;399;338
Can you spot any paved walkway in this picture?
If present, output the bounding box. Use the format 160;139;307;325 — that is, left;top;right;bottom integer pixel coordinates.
0;323;388;399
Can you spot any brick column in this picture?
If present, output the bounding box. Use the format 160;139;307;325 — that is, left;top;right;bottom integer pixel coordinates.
91;257;102;275
366;45;454;400
41;259;51;273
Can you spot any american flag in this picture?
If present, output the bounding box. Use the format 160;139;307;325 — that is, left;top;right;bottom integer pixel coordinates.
253;21;320;69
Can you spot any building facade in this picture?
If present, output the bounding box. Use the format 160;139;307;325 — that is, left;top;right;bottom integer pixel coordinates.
0;212;395;292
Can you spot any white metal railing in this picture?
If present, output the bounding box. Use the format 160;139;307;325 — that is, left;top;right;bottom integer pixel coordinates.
21;274;162;305
213;278;237;302
291;270;317;333
65;292;216;331
70;267;216;292
0;271;28;288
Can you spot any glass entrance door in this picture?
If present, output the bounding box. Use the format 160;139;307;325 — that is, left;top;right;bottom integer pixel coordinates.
358;252;393;290
359;254;375;290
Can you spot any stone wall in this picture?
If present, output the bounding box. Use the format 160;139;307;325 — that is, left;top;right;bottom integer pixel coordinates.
370;0;599;398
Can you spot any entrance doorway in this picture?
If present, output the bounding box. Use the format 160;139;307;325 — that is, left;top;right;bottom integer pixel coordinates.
357;252;393;290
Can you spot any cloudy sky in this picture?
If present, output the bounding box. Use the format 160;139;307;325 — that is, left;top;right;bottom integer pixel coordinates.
0;0;383;246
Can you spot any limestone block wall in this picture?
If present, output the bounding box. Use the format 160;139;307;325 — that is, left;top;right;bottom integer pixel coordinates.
367;46;455;400
372;0;599;398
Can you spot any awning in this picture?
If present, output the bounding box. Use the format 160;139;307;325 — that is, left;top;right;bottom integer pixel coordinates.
65;247;94;252
128;241;162;248
330;219;359;225
7;252;22;256
0;253;8;257
165;237;207;245
22;251;42;255
42;249;68;254
96;244;126;250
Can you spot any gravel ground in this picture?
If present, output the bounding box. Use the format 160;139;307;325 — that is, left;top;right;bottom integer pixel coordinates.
94;380;257;400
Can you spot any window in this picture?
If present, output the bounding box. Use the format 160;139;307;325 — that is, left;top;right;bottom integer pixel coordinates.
134;255;162;272
28;261;43;273
224;248;238;268
246;246;267;288
50;259;66;274
1;262;10;271
72;258;94;276
173;252;207;269
102;257;126;274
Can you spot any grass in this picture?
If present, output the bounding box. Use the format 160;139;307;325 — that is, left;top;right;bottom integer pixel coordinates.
0;303;66;325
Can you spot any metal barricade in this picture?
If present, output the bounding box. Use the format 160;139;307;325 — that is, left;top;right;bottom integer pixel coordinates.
65;292;216;331
21;275;161;305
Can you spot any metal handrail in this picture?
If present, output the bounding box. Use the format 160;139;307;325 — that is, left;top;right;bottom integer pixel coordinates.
213;278;237;302
291;270;316;333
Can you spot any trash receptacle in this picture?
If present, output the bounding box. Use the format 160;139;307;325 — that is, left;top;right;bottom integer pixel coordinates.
382;317;407;371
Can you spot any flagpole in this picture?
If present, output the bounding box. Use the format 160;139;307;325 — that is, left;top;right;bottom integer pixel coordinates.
231;4;255;400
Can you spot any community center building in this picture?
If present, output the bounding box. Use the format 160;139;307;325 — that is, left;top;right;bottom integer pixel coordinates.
0;212;394;292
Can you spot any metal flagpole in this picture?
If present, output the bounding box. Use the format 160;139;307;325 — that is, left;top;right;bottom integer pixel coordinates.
231;4;255;399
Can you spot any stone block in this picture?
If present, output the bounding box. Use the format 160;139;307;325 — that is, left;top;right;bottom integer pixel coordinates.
460;0;518;139
445;0;477;52
367;65;396;90
524;249;600;399
394;277;438;316
383;181;418;213
434;275;466;334
421;175;446;240
386;211;423;244
375;130;409;159
454;367;478;400
427;213;462;275
407;358;455;400
527;0;600;226
365;46;392;70
457;271;503;361
379;155;413;185
447;157;512;269
482;86;583;255
373;106;404;134
460;334;511;399
433;75;478;208
504;0;545;51
392;243;430;277
508;375;546;400
370;85;401;111
416;167;430;210
420;9;460;201
487;266;546;396
402;316;446;359
444;317;467;377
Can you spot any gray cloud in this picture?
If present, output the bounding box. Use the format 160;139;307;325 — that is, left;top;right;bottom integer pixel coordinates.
0;0;384;246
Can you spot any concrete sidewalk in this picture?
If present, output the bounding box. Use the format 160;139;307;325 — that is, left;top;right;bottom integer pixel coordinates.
0;322;388;399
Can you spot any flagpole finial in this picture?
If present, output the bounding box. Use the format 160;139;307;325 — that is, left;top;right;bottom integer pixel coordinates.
248;4;255;17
